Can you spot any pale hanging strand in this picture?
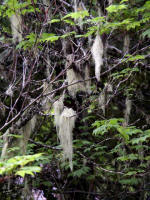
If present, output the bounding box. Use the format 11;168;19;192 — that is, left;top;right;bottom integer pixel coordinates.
42;81;53;112
91;34;104;81
58;108;76;171
123;34;131;126
98;83;113;115
77;2;86;30
105;83;113;93
73;0;86;30
85;65;91;94
41;48;53;112
42;0;51;20
67;68;86;98
53;95;64;133
1;129;10;159
73;0;77;12
98;91;106;115
123;34;130;55
124;97;132;126
20;115;37;154
1;115;37;159
10;13;22;43
108;0;113;5
91;4;104;81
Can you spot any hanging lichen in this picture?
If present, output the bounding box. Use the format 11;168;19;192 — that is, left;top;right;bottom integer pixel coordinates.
5;84;14;97
42;81;53;112
58;107;76;171
124;97;132;126
10;13;22;43
53;96;64;133
108;0;113;5
43;0;51;19
123;34;130;54
73;0;86;30
85;65;91;94
98;83;113;115
98;91;106;115
67;68;86;98
1;115;37;159
91;34;104;81
123;33;131;126
0;101;5;118
1;129;10;159
73;0;77;13
105;83;113;93
19;115;37;154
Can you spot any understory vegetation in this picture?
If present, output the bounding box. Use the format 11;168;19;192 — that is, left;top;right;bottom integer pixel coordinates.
0;0;150;199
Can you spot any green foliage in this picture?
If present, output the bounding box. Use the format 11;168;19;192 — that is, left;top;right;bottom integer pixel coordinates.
17;33;37;49
91;118;150;188
92;118;124;135
119;178;140;185
0;153;43;177
70;166;90;178
106;4;128;13
62;10;89;20
124;54;145;62
142;29;150;38
1;0;150;198
17;31;76;49
16;166;41;177
111;67;139;82
0;0;38;17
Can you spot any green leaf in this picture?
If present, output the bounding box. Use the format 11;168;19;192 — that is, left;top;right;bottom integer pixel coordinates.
120;0;128;3
62;10;89;20
87;16;105;24
8;134;23;138
117;127;129;141
117;154;138;161
106;4;128;13
93;125;107;135
16;166;41;177
50;19;61;23
71;166;90;177
125;171;137;176
119;178;140;185
40;33;59;42
60;31;76;39
63;19;75;25
123;55;145;62
126;21;141;30
0;153;43;175
142;29;150;38
131;135;149;144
